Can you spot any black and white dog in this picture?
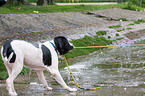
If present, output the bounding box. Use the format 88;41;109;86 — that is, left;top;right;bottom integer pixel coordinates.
1;36;77;95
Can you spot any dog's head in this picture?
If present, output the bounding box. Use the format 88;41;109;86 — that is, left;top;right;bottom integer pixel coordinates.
54;36;74;55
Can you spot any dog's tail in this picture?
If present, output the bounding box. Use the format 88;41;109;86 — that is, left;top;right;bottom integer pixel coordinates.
4;52;14;62
4;57;8;62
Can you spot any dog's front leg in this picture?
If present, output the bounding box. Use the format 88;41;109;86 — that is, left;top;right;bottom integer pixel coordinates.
50;69;77;91
35;70;53;90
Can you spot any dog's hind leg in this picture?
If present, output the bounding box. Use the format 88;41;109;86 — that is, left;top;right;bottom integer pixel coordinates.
4;61;12;76
35;70;53;90
6;57;23;96
49;68;77;91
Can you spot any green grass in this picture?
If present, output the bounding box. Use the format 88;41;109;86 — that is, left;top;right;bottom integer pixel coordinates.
126;28;133;30
55;0;117;3
0;71;8;80
125;3;144;11
66;35;113;58
128;23;134;25
28;0;118;3
134;21;141;24
96;31;107;36
0;51;8;80
0;53;6;71
0;3;127;14
109;25;122;28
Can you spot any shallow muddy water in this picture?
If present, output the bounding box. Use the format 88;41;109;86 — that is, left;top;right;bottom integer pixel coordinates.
0;44;145;96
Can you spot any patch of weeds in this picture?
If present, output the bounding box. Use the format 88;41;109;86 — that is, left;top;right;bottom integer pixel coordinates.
96;31;107;36
117;28;125;32
134;21;141;24
116;33;120;36
0;54;7;72
66;35;113;58
117;30;122;32
127;28;133;30
128;23;134;25
134;19;145;24
138;19;145;23
0;71;8;80
116;37;124;40
108;36;111;39
109;25;122;28
118;18;128;21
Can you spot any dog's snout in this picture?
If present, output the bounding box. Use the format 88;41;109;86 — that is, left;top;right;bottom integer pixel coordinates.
69;42;74;47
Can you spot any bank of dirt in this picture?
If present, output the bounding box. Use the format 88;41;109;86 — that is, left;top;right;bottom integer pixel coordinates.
1;8;145;45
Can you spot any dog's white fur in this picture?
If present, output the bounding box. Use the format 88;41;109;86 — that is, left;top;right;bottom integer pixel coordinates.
1;38;77;95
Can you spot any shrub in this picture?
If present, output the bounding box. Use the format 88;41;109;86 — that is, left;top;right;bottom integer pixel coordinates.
96;31;107;36
116;33;120;36
127;0;145;7
126;1;143;11
108;36;111;39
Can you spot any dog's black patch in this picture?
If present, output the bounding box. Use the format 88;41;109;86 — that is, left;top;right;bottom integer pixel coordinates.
54;36;73;55
41;44;52;66
3;39;16;63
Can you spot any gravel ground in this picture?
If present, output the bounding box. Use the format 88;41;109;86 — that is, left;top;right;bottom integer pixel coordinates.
91;8;145;21
0;12;107;37
1;8;145;45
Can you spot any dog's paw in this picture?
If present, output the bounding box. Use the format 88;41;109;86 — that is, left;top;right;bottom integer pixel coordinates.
68;88;77;92
46;87;53;91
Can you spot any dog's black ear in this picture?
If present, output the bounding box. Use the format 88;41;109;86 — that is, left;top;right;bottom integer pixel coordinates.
54;36;73;55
